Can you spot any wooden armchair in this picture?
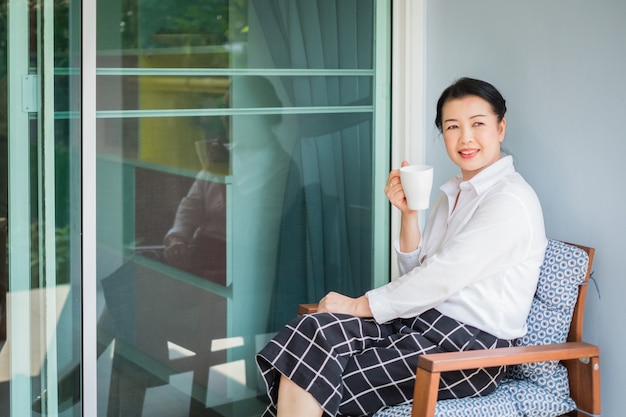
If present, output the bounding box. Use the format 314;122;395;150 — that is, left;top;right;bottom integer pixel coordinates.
298;240;600;417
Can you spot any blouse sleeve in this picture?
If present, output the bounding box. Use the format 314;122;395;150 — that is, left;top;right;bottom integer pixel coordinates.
164;178;206;243
394;238;423;276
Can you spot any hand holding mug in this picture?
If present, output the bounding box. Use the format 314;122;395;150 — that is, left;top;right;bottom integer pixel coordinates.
384;161;410;212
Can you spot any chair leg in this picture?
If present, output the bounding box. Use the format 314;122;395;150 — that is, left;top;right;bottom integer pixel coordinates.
411;369;440;417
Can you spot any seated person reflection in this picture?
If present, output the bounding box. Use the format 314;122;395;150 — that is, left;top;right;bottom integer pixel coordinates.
162;75;289;287
163;138;229;284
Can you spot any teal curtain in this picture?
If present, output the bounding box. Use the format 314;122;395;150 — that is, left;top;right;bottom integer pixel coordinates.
251;0;375;330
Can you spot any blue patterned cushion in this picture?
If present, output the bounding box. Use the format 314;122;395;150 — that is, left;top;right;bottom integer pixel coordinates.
503;374;576;416
434;380;520;417
373;240;588;417
505;240;588;415
374;380;520;417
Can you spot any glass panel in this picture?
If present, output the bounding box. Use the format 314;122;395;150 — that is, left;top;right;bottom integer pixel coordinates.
1;0;82;415
95;1;387;416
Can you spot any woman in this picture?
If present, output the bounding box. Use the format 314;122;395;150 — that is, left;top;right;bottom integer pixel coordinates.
256;77;547;417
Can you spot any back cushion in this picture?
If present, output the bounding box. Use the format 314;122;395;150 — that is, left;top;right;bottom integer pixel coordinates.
507;239;589;397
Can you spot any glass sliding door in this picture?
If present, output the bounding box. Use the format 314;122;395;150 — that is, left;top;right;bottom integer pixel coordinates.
94;1;390;416
1;0;82;416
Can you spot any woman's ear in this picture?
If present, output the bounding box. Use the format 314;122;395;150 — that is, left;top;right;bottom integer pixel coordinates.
498;117;507;142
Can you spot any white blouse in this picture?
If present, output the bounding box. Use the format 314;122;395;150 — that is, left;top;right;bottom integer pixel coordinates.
366;156;547;340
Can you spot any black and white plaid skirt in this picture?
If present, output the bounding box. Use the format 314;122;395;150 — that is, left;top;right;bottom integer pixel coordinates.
256;309;512;417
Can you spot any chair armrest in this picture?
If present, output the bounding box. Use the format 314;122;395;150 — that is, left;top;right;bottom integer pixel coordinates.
411;341;600;417
418;341;599;373
298;303;319;316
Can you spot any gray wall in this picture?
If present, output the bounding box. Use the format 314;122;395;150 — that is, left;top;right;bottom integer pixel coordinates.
424;0;626;414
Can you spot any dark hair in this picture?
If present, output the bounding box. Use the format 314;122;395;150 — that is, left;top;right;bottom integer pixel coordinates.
434;77;507;132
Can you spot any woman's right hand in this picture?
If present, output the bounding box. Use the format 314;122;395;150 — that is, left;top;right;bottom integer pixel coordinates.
386;161;422;252
385;161;414;215
164;236;191;268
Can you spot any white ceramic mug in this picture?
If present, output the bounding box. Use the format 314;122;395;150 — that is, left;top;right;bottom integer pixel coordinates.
399;165;434;210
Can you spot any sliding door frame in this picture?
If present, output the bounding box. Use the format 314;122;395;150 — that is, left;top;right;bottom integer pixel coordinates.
389;1;426;278
81;0;98;413
7;0;33;411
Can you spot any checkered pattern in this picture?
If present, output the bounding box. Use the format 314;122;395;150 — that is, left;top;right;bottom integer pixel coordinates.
256;309;511;417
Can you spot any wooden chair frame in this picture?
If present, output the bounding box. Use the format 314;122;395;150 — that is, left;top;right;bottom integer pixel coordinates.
298;242;600;417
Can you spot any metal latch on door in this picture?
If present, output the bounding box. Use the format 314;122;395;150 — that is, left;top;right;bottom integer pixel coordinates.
22;75;38;112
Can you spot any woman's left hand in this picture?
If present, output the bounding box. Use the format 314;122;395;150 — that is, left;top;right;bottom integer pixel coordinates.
318;291;373;317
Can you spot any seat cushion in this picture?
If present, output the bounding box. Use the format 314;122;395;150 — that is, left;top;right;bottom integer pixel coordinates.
373;240;589;417
500;375;576;417
373;377;577;417
434;380;521;416
373;379;520;417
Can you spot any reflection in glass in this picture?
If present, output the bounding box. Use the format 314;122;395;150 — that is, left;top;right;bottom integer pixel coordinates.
96;1;379;415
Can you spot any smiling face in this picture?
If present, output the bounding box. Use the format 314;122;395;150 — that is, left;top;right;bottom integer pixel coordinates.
441;95;507;181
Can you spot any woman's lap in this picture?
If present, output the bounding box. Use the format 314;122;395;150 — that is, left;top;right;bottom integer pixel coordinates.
256;313;393;415
256;310;511;417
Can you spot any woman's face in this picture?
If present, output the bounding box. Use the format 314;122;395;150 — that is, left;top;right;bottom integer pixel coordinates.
441;95;506;181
